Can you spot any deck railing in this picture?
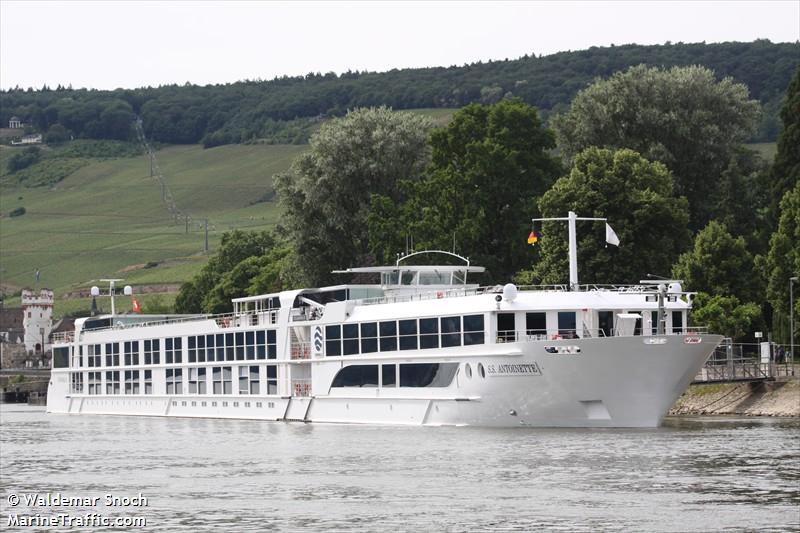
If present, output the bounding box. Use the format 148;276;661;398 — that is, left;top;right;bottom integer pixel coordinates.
495;327;708;343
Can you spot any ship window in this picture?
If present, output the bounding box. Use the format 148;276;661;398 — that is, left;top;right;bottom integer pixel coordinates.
440;316;461;347
144;370;153;394
256;330;266;360
266;365;277;394
73;346;83;368
88;372;101;395
166;368;182;394
419;318;439;349
672;311;684;334
379;321;397;352
343;324;359;355
401;271;415;285
53;347;69;368
212;334;222;361
104;342;119;366
326;325;341;356
651;311;659;335
267;330;277;359
239;366;250;394
382;364;396;387
235;332;245;360
144;339;160;365
71;372;84;394
399;363;458;387
399;319;418;350
419;271;448;285
526;312;547;338
124;370;140;394
557;312;577;339
169;337;182;363
634;316;642;336
463;315;485;345
246;331;255;360
331;365;379;388
188;368;200;394
250;366;260;394
225;333;235;361
89;344;102;367
188;336;196;362
360;322;378;353
212;367;223;394
223;367;233;394
202;334;213;362
105;371;120;395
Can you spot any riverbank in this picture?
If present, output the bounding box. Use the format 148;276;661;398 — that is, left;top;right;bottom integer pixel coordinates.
670;379;800;417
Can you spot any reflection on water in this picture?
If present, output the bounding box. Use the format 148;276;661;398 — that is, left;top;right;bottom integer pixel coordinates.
1;406;798;532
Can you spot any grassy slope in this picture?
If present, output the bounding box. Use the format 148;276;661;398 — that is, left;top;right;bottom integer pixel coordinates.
1;144;304;314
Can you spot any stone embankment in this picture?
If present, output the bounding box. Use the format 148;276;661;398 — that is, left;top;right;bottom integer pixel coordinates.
670;379;800;417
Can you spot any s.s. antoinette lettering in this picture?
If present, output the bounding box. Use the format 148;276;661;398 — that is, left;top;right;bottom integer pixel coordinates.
486;363;543;376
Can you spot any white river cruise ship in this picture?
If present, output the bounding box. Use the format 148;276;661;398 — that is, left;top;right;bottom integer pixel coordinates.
48;213;722;427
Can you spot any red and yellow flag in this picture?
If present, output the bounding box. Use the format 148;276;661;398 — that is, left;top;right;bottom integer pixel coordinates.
527;230;538;245
132;298;141;313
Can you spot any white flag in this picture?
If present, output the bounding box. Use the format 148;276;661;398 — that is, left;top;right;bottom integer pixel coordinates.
605;223;620;246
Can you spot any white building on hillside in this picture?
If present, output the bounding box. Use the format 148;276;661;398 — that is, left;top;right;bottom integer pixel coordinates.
22;289;54;353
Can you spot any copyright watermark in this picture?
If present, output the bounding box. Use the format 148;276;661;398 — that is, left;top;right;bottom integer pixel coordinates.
5;492;149;529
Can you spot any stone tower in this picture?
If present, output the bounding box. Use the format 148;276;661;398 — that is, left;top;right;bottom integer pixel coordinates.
21;288;54;353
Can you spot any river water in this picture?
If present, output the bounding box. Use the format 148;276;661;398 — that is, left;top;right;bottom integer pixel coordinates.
1;406;798;532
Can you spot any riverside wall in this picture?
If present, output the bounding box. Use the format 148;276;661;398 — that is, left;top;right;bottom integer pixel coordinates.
670;378;800;417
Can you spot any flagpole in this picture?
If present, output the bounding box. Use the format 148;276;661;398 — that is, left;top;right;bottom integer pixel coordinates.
532;211;607;291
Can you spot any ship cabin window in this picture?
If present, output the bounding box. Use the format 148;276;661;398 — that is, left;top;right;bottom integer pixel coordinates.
266;365;278;394
343;324;359;355
235;332;245;360
144;370;153;394
326;325;341;356
89;344;102;367
634;316;642;336
267;330;277;359
526;313;547;339
73;346;82;368
225;333;234;360
106;371;120;395
88;372;101;395
53;347;69;368
419;318;438;349
651;311;659;335
165;337;182;363
440;316;461;347
557;312;577;339
382;364;396;387
83;317;111;331
463;314;484;345
672;311;684;334
189;368;206;394
166;369;182;394
452;270;467;285
70;372;84;394
124;370;140;394
144;339;160;365
124;341;138;365
379;321;397;352
399;319;418;350
497;313;516;342
360;322;378;353
106;343;120;366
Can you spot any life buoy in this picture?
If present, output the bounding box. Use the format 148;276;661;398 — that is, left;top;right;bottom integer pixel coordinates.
436;291;444;299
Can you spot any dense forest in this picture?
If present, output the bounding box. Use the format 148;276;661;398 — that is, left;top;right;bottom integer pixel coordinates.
1;40;798;147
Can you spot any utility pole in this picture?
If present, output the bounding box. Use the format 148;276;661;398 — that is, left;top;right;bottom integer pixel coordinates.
204;219;209;253
185;215;189;234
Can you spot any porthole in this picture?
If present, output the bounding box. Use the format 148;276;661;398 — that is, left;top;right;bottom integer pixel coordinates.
465;363;473;379
478;363;486;379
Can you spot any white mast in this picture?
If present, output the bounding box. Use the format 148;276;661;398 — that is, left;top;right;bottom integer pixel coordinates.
532;211;607;291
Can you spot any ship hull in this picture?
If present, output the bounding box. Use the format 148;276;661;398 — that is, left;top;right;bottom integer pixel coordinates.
47;334;720;428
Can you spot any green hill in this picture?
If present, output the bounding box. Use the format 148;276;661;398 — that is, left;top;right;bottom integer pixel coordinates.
0;143;304;313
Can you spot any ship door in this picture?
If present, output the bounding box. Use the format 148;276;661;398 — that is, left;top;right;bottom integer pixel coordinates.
497;313;516;342
598;311;614;337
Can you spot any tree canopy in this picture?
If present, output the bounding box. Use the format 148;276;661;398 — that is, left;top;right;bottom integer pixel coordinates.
369;99;561;281
528;147;690;285
552;65;760;230
768;66;800;228
274;107;433;286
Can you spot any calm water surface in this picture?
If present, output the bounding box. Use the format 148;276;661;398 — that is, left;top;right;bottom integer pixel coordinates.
1;406;798;532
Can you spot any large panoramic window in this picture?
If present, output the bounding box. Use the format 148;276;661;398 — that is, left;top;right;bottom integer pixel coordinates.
331;365;379;388
144;339;160;365
123;341;138;366
420;318;439;349
53;347;70;368
166;368;182;394
105;371;120;395
266;365;277;394
399;363;458;387
557;312;577;338
399;319;418;350
88;372;101;395
326;325;341;356
89;344;102;367
124;370;140;394
440;316;461;348
526;312;546;337
343;324;359;355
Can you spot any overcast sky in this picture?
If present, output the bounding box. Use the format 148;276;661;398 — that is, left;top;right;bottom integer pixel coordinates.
1;0;798;90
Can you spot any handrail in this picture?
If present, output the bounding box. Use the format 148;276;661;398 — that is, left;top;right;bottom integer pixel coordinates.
495;327;709;343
